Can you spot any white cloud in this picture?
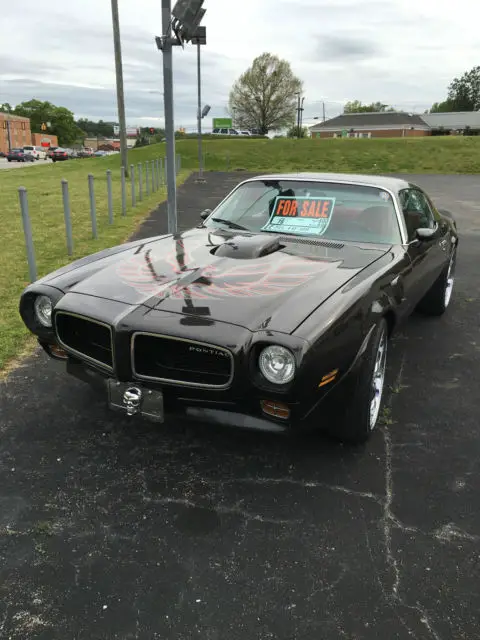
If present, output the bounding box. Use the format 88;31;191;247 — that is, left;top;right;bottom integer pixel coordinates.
0;0;479;129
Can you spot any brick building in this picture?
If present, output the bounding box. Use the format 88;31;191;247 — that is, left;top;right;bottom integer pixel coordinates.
32;132;58;148
309;112;431;139
0;112;32;153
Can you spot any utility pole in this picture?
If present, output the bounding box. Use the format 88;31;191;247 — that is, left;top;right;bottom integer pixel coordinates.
160;0;177;233
6;119;12;152
111;0;129;177
322;101;326;122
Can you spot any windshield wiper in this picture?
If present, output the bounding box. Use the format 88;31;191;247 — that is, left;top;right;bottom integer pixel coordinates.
211;217;249;231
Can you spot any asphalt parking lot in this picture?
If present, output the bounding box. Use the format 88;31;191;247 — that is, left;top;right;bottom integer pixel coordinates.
0;157;52;169
1;172;479;639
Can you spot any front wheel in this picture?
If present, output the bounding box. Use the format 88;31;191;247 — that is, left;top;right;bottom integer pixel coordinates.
328;319;388;444
416;248;456;316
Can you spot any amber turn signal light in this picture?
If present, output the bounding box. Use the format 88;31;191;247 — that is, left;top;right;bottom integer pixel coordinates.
318;368;339;387
260;400;290;419
48;344;68;359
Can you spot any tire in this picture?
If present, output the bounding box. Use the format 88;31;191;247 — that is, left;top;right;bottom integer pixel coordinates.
329;319;388;445
416;248;456;316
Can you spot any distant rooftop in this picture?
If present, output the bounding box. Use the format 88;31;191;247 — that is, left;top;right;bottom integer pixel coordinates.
310;111;429;131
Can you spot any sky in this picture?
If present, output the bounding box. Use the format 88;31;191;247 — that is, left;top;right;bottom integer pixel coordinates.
0;0;478;131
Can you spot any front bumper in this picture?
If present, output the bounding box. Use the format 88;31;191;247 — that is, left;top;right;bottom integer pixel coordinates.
65;356;301;433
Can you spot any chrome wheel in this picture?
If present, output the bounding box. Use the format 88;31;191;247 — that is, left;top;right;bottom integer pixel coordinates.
370;329;387;430
444;251;456;308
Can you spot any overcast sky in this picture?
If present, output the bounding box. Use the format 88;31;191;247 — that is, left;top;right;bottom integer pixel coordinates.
1;0;478;131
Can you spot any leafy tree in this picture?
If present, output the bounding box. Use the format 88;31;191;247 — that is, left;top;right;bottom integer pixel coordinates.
428;66;480;113
229;53;302;135
0;103;13;113
343;100;395;113
12;99;84;145
447;66;480;111
76;118;117;138
287;125;309;138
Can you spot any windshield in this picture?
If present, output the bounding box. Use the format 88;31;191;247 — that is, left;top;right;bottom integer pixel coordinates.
204;179;402;244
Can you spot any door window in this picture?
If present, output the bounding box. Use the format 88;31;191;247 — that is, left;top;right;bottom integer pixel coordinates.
400;189;436;240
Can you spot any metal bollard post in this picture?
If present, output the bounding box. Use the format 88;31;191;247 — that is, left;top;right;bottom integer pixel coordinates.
121;166;127;216
18;187;37;282
88;174;97;239
138;163;143;201
130;164;136;207
177;154;181;173
159;158;164;186
106;170;114;224
164;157;167;184
155;159;160;191
151;160;155;193
145;162;150;197
61;179;74;254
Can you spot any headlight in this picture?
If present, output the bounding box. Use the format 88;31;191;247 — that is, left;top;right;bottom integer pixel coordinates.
259;345;295;384
34;295;53;327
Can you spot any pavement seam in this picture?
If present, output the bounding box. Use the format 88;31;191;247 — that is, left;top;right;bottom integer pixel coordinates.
382;353;443;640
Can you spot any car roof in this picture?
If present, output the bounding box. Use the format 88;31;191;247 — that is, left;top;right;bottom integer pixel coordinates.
242;172;418;193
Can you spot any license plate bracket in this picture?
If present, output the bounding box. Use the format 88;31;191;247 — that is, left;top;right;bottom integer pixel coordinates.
107;380;164;423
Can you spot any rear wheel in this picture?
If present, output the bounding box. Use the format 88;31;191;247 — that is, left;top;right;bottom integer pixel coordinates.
329;319;388;444
417;248;456;316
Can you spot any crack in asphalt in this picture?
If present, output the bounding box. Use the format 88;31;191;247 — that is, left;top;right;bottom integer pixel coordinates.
382;355;443;640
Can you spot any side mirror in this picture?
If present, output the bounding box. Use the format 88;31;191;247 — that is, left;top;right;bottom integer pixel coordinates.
200;209;212;220
416;227;436;241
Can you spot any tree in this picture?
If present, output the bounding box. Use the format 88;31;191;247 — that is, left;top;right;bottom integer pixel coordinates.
287;125;308;138
447;66;480;111
229;53;302;135
76;118;117;138
0;103;13;113
343;100;395;113
13;100;84;146
428;66;480;113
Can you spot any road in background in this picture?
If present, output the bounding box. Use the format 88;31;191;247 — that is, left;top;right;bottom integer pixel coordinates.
0;157;53;170
1;173;479;639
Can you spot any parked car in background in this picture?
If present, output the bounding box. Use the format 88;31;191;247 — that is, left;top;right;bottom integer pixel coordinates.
7;148;35;162
23;145;41;160
239;130;252;136
77;149;94;158
93;150;107;157
47;147;58;159
52;148;69;162
212;128;240;135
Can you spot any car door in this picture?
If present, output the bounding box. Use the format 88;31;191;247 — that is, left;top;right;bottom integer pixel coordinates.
400;188;448;305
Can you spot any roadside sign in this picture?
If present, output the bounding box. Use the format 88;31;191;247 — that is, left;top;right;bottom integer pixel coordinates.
126;127;139;137
213;117;232;129
341;129;348;138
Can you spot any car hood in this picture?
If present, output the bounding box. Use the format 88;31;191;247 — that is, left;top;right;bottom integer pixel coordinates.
56;228;390;334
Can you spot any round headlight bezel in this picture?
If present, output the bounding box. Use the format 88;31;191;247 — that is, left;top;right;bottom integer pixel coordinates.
34;295;53;328
258;345;296;385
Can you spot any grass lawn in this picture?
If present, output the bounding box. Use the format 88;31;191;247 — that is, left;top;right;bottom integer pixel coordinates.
2;133;479;372
171;134;480;174
0;149;189;371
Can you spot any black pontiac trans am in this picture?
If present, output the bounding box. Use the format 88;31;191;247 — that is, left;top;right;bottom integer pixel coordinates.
19;173;458;443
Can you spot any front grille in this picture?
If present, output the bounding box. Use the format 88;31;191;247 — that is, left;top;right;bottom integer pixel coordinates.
132;334;233;388
55;312;113;370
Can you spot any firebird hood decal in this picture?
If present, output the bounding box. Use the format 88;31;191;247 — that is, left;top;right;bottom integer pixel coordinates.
55;228;389;333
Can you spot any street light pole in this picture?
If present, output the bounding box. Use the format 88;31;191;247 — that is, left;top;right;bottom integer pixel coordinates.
111;0;129;177
197;41;202;177
192;25;206;182
161;0;177;234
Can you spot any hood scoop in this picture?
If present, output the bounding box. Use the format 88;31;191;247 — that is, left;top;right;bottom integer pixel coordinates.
211;235;284;260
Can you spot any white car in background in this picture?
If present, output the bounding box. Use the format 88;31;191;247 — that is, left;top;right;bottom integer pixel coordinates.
23;145;47;160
